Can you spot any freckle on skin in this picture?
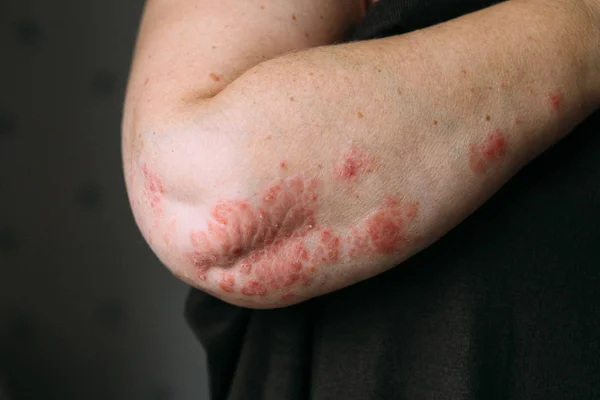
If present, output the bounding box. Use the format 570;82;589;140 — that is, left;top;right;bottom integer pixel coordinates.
290;97;294;102
143;78;150;86
260;4;265;9
305;33;310;38
433;120;438;125
357;112;364;119
212;45;217;49
265;135;272;140
209;73;220;82
397;88;402;95
292;14;297;20
485;115;491;121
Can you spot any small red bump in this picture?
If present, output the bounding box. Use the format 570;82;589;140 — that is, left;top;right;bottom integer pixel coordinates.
219;273;236;293
209;73;221;82
469;130;507;174
548;92;562;112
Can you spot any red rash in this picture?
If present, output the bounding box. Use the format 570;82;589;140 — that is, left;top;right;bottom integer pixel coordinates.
188;176;320;296
142;164;165;215
469;130;507;174
346;196;419;258
548;92;562;112
185;152;418;300
334;144;374;182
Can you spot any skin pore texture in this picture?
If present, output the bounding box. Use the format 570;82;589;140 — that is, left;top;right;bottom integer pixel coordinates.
123;0;600;308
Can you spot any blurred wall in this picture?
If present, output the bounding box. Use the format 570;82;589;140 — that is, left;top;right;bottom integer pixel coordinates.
0;1;209;399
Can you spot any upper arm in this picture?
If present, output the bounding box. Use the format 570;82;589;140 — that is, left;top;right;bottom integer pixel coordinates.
126;0;364;116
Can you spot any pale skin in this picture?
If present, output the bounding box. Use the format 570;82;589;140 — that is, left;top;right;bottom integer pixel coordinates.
123;0;600;308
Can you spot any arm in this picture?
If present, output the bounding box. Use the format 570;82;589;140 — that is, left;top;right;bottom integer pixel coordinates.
125;0;600;308
123;0;364;208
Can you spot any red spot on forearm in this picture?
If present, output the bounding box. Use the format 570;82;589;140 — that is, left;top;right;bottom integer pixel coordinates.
548;92;562;112
346;196;419;258
209;73;221;82
334;143;375;182
468;130;507;174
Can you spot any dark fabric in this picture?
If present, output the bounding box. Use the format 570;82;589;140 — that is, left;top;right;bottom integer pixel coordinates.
186;0;600;399
351;0;501;40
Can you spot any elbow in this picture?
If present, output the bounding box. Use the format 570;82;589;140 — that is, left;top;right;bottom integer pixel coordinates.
124;97;311;309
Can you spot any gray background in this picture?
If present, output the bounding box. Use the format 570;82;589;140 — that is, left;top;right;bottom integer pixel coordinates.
0;1;209;399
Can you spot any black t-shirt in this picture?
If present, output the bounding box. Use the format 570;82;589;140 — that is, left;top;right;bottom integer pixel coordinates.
186;1;600;399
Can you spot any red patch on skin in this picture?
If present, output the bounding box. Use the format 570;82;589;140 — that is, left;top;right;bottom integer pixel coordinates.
209;73;221;82
468;130;508;174
548;92;562;112
280;161;287;170
185;160;420;302
187;176;319;296
219;273;235;293
334;144;375;182
142;164;165;215
346;196;419;258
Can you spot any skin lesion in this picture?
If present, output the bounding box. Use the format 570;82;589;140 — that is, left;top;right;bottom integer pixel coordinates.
468;130;508;175
178;144;421;307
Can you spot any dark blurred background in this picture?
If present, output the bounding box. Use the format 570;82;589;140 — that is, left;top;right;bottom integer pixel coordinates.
0;1;209;399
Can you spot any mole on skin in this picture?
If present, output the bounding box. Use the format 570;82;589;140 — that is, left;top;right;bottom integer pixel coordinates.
183;149;419;301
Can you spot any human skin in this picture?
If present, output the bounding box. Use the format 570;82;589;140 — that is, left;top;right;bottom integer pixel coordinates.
123;0;600;308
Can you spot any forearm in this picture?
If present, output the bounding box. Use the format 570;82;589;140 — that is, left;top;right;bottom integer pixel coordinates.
129;0;600;308
223;0;600;146
214;0;600;246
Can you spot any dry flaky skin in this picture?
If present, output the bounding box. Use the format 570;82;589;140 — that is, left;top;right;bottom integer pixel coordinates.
123;0;600;308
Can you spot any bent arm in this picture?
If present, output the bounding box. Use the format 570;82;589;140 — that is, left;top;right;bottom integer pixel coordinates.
123;0;364;198
125;0;600;308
